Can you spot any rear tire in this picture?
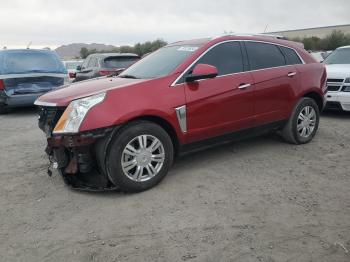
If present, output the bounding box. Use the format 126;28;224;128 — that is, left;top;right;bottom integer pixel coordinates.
105;121;174;192
0;104;8;114
281;97;320;144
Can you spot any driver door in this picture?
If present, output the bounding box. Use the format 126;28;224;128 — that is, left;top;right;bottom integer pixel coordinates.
178;41;255;143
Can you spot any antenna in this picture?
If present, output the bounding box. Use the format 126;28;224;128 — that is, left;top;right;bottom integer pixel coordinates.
264;25;268;33
26;41;32;49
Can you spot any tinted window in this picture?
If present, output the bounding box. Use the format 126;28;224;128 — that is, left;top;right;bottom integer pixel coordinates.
195;42;243;76
280;46;302;65
246;42;286;70
81;57;90;69
0;50;66;75
103;57;139;68
87;57;97;68
119;45;200;79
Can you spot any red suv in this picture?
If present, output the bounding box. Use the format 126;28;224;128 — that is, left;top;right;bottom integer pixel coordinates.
35;35;327;192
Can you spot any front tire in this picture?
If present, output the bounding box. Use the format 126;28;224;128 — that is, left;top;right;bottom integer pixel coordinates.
281;97;320;144
105;121;174;192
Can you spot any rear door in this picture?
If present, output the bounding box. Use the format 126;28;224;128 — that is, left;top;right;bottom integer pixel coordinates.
177;41;255;143
244;41;300;125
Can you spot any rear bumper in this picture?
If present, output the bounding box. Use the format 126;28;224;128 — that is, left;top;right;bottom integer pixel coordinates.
326;92;350;111
0;90;44;107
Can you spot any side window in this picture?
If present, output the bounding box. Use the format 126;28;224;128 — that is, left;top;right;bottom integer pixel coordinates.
280;46;303;65
87;57;97;68
81;57;90;69
194;42;244;76
246;42;286;70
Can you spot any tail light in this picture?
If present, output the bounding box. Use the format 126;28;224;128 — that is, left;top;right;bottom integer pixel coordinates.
69;72;76;78
0;80;5;90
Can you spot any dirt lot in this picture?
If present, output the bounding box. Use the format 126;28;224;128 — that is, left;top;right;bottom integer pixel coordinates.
0;108;349;262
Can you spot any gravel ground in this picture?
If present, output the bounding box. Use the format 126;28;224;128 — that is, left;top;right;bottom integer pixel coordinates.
0;108;349;262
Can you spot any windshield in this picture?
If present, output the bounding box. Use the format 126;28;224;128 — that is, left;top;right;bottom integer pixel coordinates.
0;50;67;75
323;48;350;65
103;57;139;69
119;45;200;79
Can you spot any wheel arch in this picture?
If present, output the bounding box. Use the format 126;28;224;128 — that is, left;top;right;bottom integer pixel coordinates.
302;91;324;111
124;115;181;156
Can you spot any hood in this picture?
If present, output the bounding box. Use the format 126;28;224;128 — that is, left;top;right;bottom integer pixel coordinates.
325;64;350;79
35;77;147;107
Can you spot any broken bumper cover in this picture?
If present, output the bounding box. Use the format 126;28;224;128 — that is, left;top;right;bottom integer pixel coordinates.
45;127;120;191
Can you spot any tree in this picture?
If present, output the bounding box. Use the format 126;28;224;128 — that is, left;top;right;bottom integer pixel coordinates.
80;47;89;59
289;30;350;51
78;39;168;59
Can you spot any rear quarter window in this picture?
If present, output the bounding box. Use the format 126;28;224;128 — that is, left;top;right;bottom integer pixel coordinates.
280;46;303;65
245;42;286;70
103;57;139;68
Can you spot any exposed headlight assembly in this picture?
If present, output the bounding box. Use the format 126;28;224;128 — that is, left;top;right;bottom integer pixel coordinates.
53;92;106;134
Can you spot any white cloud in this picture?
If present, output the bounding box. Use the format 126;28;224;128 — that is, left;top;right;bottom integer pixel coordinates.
0;0;349;48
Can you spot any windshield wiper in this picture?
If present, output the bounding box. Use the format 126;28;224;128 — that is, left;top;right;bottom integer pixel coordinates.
119;74;138;79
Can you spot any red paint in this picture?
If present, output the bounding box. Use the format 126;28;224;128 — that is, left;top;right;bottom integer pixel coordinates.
192;63;218;76
0;79;4;90
37;35;326;146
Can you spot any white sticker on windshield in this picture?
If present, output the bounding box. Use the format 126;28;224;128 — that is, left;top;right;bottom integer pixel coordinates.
177;46;198;52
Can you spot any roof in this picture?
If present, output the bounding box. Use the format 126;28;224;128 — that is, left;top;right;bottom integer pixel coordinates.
167;35;302;50
167;38;211;47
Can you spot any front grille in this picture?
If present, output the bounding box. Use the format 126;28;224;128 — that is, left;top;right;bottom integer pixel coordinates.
38;106;65;137
327;85;341;92
327;78;344;83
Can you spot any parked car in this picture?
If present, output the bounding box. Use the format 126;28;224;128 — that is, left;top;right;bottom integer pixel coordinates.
323;45;350;111
0;49;68;113
35;35;326;192
310;51;326;62
62;60;83;81
74;53;140;82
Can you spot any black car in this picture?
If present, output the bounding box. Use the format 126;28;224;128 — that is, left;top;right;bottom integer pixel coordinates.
74;53;140;82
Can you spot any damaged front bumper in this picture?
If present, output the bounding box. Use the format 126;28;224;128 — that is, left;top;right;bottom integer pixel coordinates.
38;105;120;191
46;127;120;191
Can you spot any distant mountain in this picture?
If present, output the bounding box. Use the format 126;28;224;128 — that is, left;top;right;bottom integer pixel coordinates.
55;43;117;59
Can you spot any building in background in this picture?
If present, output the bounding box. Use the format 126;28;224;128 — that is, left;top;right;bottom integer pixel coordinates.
267;24;350;39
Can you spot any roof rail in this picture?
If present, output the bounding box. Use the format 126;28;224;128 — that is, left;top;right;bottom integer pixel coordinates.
218;33;287;40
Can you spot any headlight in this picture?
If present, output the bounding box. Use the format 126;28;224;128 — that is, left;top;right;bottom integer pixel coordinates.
53;92;106;134
345;78;350;83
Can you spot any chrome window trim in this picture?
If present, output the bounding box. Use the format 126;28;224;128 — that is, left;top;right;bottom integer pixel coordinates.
170;39;305;87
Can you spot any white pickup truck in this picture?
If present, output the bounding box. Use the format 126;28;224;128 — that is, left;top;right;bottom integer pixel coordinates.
323;45;350;111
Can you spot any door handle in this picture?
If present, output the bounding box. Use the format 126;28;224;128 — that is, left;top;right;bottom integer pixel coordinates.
238;83;251;89
287;72;297;77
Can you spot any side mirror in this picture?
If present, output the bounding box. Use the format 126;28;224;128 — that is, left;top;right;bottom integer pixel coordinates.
185;64;218;82
76;65;82;71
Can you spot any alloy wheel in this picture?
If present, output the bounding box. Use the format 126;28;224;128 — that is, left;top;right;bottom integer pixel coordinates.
121;135;165;182
297;106;316;138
